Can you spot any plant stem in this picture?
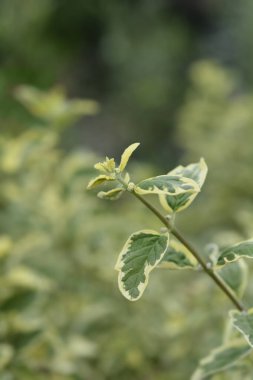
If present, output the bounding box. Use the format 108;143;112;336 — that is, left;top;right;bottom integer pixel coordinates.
131;190;246;312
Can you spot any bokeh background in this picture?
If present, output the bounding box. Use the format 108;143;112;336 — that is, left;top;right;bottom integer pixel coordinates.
1;1;253;379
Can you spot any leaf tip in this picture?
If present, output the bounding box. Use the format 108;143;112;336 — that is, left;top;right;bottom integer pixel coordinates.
119;142;140;171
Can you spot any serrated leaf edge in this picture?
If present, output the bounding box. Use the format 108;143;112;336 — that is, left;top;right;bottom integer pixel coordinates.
115;230;169;301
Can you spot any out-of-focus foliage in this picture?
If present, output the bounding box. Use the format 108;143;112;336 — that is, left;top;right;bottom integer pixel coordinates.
2;0;253;161
1;86;251;379
176;61;253;244
0;0;194;154
174;60;253;377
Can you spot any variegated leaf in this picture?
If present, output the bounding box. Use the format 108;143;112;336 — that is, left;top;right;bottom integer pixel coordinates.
191;339;252;380
218;260;248;298
115;230;169;301
159;192;197;213
119;142;140;172
230;309;253;347
135;175;200;196
87;174;115;190
98;188;125;200
159;239;197;269
169;158;207;187
217;240;253;266
159;158;207;213
94;157;116;173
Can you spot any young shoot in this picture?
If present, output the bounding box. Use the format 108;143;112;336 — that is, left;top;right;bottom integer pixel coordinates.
87;143;253;378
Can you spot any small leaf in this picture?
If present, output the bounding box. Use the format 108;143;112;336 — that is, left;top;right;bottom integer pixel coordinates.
217;240;253;266
119;142;140;172
230;309;253;347
98;188;125;200
115;230;169;301
135;175;200;196
94;157;116;173
191;339;252;380
159;158;207;213
87;174;115;190
159;240;197;269
218;260;248;298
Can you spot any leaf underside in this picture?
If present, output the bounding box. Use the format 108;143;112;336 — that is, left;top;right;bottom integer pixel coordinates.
98;187;125;200
87;174;114;189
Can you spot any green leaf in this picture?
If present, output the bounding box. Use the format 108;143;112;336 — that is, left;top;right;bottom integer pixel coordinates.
98;188;125;200
159;158;207;213
230;309;253;347
115;230;169;301
87;174;115;190
191;339;252;380
159;239;197;269
217;240;253;266
218;260;248;298
135;175;200;196
119;142;140;172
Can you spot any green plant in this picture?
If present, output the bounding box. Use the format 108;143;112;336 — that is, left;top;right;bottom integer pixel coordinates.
0;85;103;379
88;143;253;379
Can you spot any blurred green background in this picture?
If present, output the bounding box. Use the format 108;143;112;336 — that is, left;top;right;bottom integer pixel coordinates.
1;1;253;379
